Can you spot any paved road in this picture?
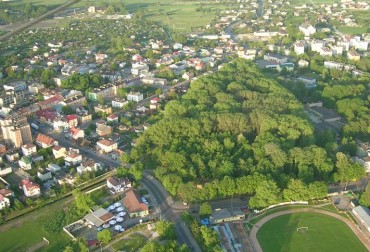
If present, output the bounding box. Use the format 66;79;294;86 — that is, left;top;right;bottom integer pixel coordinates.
249;208;370;252
142;172;202;252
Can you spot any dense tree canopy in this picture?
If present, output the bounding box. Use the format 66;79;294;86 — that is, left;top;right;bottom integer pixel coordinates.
127;59;346;207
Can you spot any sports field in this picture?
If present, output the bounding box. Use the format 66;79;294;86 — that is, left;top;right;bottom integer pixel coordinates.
256;212;367;252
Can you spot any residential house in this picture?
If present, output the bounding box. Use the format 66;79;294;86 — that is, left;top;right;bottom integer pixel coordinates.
62;94;86;109
297;76;317;88
0;194;10;210
37;169;52;181
6;150;20;162
107;114;119;124
70;127;84;140
47;163;62;173
141;77;168;86
131;63;149;76
123;189;149;217
87;83;122;101
36;109;58;127
127;92;143;102
318;47;333;57
294;41;305;55
64;150;82;167
19;179;40;197
96;124;112;137
21;143;37;157
324;61;343;70
107;177;132;194
35;133;56;148
298;59;309;68
348;51;361;61
150;97;160;110
263;53;287;64
76;160;101;174
311;39;326;52
112;98;128;108
52;145;67;159
299;23;316;36
182;72;194;80
65;114;78;128
97;139;117;153
37;95;64;110
94;105;113;114
19;156;33;170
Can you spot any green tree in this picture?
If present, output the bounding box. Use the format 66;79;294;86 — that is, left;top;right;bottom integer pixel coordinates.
360;184;370;207
334;152;365;190
63;246;74;252
199;202;212;218
72;189;94;215
62;106;74;115
283;179;309;201
97;229;112;244
249;180;281;209
155;221;177;240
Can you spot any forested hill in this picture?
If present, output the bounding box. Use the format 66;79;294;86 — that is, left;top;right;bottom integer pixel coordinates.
126;59;361;208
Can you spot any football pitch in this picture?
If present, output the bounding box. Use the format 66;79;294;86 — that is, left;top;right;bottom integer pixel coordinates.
256;212;367;252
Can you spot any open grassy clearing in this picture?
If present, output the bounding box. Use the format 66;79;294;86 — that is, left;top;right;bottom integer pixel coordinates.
111;233;147;252
337;26;369;35
256;212;367;252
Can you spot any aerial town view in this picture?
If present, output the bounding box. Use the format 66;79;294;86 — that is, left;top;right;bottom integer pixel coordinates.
0;0;369;251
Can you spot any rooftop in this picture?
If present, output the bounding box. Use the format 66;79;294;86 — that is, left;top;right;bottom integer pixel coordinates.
123;189;148;214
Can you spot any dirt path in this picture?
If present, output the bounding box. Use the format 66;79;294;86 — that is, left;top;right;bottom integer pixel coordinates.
249;208;370;252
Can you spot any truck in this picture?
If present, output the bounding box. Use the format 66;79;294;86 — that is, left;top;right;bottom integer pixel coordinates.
30;123;39;130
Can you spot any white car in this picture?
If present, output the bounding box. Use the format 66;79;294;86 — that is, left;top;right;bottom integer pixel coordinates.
114;225;122;231
102;224;110;229
114;202;122;207
118;211;127;217
116;207;124;212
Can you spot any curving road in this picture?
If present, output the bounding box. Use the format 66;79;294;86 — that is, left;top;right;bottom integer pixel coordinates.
249;208;370;252
142;172;202;252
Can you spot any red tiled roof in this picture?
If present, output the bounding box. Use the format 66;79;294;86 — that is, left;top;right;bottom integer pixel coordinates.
107;114;118;119
98;139;115;147
0;189;12;197
35;109;57;121
36;133;54;146
65;114;77;121
123;189;148;214
37;95;64;108
20;179;39;190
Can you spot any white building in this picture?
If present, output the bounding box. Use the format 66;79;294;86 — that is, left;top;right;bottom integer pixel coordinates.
112;98;129;108
97;139;118;153
131;63;149;76
21;143;37;157
107;177;132;194
127;92;143;102
0;194;10;210
20;179;40;197
299;23;316;37
294;41;305;55
311;40;325;52
352;206;370;232
324;61;343;70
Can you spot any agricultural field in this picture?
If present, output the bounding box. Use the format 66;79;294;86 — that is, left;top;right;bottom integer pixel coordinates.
256;212;367;252
337;26;368;35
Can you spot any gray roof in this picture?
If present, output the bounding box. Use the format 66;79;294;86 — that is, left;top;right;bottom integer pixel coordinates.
85;208;114;227
210;208;245;223
353;206;370;228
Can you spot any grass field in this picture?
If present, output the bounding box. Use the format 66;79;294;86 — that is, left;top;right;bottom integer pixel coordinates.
111;233;147;252
256;212;367;252
337;26;369;35
7;0;232;31
0;219;69;252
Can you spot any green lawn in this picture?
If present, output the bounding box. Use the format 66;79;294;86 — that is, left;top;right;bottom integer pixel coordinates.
257;212;367;252
337;26;368;35
111;233;146;252
0;219;69;252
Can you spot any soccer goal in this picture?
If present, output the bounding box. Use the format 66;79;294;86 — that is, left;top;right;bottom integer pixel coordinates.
297;226;309;232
